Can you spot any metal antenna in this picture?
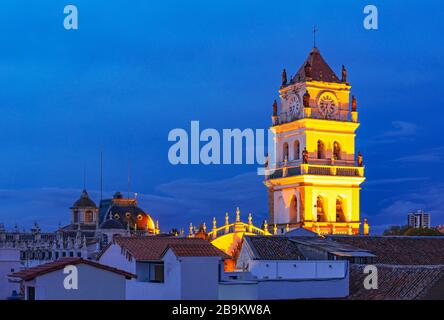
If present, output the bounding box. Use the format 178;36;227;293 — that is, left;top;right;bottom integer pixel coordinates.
100;149;103;201
313;25;318;48
83;164;87;190
128;160;131;199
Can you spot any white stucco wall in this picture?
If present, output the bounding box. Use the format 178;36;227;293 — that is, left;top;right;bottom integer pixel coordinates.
0;248;21;300
257;276;349;299
25;263;127;300
180;255;221;300
248;260;347;280
99;243;136;274
218;282;258;300
125;250;181;300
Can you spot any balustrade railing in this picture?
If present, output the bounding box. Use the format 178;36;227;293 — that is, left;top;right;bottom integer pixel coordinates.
266;163;364;180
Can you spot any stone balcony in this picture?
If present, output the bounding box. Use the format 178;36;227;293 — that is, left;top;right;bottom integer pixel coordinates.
265;163;364;180
272;108;358;126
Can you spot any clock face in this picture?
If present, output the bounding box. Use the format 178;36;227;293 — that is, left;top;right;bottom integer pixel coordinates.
318;93;338;118
287;94;301;117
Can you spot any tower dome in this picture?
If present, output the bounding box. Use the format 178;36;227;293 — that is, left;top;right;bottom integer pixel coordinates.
72;189;97;208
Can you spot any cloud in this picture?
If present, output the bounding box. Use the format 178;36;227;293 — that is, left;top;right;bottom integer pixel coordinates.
370;183;444;232
379;121;418;138
367;121;419;145
394;146;444;163
365;177;429;186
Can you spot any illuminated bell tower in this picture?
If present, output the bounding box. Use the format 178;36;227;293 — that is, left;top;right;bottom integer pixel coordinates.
264;47;366;235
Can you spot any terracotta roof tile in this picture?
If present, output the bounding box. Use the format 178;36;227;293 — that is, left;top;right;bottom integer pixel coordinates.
349;264;444;300
329;236;444;265
9;258;136;281
104;236;230;261
292;47;341;83
245;236;304;260
164;243;230;259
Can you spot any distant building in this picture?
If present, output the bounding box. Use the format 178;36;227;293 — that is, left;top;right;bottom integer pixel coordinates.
408;210;431;228
0;190;160;268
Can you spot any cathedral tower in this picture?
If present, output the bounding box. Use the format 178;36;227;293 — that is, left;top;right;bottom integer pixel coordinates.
264;47;366;235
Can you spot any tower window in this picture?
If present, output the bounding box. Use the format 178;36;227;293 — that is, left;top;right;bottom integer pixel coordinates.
290;195;298;223
316;196;326;222
84;211;93;223
283;143;289;162
336;197;345;222
294;140;300;160
333;141;341;160
73;210;79;223
317;140;326;159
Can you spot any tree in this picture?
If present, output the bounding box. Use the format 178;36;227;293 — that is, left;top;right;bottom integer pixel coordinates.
383;225;409;236
403;227;442;236
383;225;442;236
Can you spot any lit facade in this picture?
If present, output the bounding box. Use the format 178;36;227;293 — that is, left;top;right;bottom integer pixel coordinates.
264;47;366;235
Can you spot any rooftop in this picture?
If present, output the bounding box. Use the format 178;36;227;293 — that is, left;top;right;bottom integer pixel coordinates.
329;236;444;265
291;47;342;84
10;257;135;281
292;236;375;258
99;236;230;261
349;264;444;300
244;236;304;260
71;189;97;209
163;243;231;259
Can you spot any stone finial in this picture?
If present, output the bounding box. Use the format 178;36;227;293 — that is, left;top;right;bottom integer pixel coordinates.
263;220;268;232
189;223;193;236
363;218;370;236
303;90;310;108
225;213;229;226
273;224;278;235
236;207;241;222
248;213;252;225
352;95;357;112
212;217;217;230
273;100;278;117
342;65;347;83
357;151;363;167
281;69;287;87
302;147;309;164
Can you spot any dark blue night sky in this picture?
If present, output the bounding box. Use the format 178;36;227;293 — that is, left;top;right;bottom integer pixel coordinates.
0;0;443;234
